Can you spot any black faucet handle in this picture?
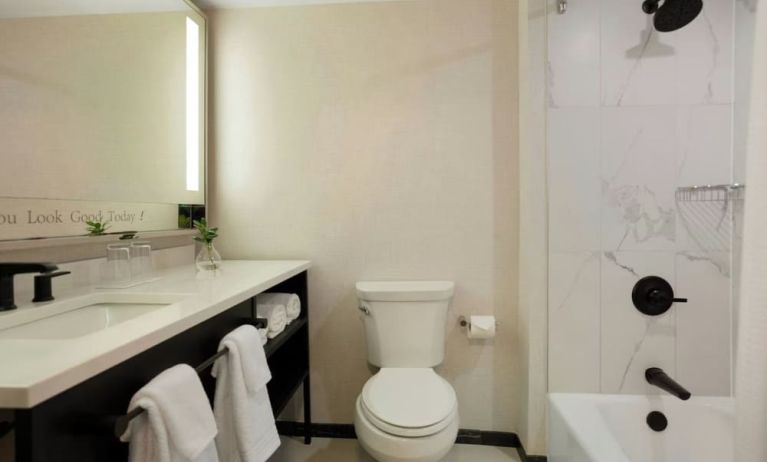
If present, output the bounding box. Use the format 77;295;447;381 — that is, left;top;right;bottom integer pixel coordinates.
32;271;71;303
633;276;687;316
0;262;61;311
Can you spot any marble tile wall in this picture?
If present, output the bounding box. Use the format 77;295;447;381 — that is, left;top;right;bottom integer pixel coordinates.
547;0;735;396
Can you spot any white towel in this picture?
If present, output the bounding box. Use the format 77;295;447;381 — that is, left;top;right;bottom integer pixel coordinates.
212;325;280;462
255;302;287;339
257;328;268;345
120;364;219;462
257;293;301;324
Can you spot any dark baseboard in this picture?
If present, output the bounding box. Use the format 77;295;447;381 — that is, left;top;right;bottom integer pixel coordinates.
455;428;520;447
513;440;548;462
277;421;547;461
277;421;357;439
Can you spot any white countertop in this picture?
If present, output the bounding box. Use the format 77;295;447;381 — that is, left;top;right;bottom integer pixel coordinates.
0;260;311;408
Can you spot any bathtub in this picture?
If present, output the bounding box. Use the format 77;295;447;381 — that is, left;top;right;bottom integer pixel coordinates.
548;393;734;462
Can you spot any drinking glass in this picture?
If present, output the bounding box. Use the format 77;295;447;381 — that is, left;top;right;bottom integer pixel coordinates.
130;241;153;280
104;243;131;285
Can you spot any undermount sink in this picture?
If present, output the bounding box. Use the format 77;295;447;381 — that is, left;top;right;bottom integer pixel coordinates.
0;293;188;340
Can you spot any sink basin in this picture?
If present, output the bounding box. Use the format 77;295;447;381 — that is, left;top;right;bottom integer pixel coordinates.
0;293;187;340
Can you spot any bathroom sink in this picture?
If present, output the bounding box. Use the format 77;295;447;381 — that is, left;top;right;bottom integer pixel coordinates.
0;293;187;340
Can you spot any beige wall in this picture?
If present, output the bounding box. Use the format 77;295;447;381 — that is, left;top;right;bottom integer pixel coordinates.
209;0;520;431
516;0;548;453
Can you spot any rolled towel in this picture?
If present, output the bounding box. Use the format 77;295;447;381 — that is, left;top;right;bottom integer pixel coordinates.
256;293;301;324
255;303;286;339
120;364;219;462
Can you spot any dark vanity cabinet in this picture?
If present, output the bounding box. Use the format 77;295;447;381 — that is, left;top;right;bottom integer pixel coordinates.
5;271;311;462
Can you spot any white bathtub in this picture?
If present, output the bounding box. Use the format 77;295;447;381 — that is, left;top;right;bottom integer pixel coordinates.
548;393;734;462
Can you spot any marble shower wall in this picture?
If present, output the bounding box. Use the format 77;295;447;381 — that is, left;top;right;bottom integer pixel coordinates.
547;0;735;396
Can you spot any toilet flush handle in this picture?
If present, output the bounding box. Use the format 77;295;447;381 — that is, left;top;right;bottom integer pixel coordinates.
358;305;371;316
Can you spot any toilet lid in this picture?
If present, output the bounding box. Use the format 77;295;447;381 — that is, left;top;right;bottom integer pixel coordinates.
362;368;456;429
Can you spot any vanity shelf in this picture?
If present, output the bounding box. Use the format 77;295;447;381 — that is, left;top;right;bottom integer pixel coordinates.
265;317;307;357
7;269;312;462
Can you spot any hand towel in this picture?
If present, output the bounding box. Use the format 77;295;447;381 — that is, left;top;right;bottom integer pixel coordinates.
255;302;287;339
211;325;280;462
257;293;301;324
120;364;219;462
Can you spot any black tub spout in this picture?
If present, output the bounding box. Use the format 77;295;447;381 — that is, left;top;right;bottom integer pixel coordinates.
646;367;691;401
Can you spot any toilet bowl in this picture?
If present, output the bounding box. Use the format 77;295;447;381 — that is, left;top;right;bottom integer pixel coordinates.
354;368;459;462
355;281;457;462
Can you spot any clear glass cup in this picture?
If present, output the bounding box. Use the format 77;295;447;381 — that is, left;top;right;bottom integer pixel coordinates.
130;241;153;280
104;243;132;285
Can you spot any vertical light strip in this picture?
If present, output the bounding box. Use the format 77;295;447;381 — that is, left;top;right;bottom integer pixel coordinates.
186;17;200;192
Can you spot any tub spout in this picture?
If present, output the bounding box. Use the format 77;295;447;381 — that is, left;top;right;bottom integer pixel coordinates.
646;367;691;400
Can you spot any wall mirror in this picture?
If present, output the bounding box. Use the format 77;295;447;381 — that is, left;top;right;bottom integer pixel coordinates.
0;0;206;242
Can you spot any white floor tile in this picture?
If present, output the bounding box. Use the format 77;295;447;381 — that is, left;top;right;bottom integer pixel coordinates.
269;437;522;462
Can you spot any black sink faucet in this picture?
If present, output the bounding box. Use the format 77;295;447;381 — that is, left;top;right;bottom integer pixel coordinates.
0;262;60;311
646;367;691;400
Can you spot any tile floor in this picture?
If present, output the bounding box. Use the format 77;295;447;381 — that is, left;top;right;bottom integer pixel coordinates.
270;437;522;461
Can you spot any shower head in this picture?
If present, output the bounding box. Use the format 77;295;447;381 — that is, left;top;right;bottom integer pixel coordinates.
642;0;703;32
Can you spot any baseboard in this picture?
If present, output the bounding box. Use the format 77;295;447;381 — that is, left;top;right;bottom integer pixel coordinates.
277;421;356;439
454;428;520;447
513;440;548;462
276;421;547;461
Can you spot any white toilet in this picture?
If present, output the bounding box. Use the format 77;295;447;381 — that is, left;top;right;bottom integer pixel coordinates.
354;281;458;462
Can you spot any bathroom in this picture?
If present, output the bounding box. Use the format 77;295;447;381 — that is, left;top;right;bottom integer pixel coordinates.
0;0;765;460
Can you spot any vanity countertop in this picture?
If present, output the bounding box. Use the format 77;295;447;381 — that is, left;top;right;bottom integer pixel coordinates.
0;260;311;408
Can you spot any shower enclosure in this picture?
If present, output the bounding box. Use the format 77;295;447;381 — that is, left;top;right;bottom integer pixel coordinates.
547;0;740;397
539;0;756;458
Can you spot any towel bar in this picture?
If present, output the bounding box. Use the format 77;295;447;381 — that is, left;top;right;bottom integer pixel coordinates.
113;318;267;439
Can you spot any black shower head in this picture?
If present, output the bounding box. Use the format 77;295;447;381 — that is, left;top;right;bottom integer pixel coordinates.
642;0;703;32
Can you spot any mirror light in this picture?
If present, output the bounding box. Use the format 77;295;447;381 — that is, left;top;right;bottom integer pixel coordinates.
186;16;200;192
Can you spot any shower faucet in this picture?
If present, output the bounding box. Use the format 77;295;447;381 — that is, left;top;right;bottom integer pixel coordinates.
642;0;703;32
646;367;691;401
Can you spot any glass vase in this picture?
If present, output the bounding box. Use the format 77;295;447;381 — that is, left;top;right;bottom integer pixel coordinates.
196;242;222;272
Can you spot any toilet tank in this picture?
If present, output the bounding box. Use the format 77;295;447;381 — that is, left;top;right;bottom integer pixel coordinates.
356;281;454;368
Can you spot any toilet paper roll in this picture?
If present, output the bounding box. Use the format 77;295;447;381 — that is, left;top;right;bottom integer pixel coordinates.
467;315;496;339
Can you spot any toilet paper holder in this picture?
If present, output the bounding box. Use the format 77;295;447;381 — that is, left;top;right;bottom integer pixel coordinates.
458;316;499;328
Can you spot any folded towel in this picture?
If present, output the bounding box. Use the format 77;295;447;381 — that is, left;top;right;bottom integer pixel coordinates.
212;325;280;462
257;293;301;324
257;328;268;346
255;303;287;339
120;364;219;462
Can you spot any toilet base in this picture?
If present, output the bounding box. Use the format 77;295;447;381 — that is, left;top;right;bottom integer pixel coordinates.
354;396;459;462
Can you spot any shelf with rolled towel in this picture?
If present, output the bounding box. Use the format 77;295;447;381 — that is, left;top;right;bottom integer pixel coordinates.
256;292;303;340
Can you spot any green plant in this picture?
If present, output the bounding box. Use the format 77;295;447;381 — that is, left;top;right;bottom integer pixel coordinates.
85;219;110;236
193;218;220;271
193;218;218;245
178;215;192;229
